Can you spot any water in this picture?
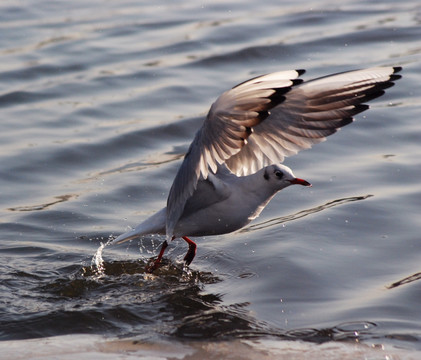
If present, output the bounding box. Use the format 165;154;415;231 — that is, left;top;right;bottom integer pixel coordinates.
1;0;421;358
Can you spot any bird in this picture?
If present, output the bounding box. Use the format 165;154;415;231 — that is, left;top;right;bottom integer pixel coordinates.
113;66;401;272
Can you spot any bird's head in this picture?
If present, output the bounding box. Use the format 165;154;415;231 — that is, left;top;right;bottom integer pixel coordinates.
263;164;311;190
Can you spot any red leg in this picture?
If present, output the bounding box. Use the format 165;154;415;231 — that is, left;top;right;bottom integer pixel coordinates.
146;240;168;273
182;236;197;266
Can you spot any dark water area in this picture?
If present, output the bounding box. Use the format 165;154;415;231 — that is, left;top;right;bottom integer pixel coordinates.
1;0;421;358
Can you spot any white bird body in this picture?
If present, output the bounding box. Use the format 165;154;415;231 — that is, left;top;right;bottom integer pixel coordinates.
113;66;401;270
114;164;305;242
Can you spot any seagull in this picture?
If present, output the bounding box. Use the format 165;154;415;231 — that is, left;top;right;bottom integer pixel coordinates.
113;66;401;272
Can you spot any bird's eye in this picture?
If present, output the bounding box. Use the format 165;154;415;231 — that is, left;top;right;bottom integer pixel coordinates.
275;171;284;179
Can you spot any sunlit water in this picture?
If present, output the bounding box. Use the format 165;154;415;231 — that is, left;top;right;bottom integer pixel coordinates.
1;0;421;358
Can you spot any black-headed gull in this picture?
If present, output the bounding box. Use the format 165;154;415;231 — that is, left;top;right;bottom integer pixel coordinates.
113;66;401;271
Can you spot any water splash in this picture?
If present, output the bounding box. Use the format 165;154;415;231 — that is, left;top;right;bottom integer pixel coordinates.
90;236;114;279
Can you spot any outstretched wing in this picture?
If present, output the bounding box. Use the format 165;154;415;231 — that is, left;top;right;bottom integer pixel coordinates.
226;67;402;175
166;66;401;237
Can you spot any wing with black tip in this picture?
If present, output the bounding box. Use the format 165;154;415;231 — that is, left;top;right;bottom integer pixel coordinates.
166;66;401;236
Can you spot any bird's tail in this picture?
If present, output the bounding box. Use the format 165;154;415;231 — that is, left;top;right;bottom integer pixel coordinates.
113;228;145;245
112;207;167;245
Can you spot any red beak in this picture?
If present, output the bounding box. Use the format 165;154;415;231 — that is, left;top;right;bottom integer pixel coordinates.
289;178;312;187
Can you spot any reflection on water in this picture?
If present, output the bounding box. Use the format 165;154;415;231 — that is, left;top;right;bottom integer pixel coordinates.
244;195;373;232
7;194;78;212
387;271;421;289
82;152;185;182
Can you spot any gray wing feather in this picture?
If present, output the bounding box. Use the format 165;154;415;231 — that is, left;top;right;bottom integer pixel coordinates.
181;169;232;220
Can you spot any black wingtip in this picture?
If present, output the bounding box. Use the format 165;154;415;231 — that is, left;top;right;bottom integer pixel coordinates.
340;117;355;127
292;78;304;86
355;104;370;113
361;89;386;103
257;110;271;122
390;67;402;81
382;81;396;90
267;92;286;105
390;74;402;81
296;69;306;76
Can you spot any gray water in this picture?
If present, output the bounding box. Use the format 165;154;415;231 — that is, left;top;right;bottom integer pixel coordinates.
1;0;421;358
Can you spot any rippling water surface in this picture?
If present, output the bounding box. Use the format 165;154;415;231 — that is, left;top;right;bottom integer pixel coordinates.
1;0;421;358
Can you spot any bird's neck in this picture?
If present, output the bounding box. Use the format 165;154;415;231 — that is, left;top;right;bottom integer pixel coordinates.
237;169;278;201
232;169;278;222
